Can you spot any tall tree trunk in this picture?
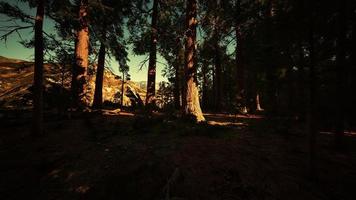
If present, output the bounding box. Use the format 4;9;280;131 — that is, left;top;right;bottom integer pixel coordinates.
121;72;125;108
179;47;186;111
202;61;209;109
71;0;89;107
235;0;247;113
307;0;317;177
32;0;44;136
214;39;222;111
181;65;186;112
235;30;247;113
351;6;356;131
92;42;106;109
264;0;277;114
297;40;306;120
146;0;159;107
256;92;263;111
174;61;181;109
335;0;347;148
212;1;223;111
212;64;216;109
174;42;182;109
184;0;205;122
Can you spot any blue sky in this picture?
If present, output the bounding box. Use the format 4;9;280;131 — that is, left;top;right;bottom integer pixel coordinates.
0;0;167;82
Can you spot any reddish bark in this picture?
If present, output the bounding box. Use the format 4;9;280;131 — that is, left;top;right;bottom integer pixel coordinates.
72;0;89;107
184;0;205;122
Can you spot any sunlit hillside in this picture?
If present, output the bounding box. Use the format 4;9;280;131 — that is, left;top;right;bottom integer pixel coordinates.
0;56;146;109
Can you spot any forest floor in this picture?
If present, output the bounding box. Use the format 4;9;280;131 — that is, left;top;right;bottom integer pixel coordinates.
1;110;356;200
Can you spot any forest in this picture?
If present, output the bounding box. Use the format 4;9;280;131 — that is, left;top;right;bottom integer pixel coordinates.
0;0;355;199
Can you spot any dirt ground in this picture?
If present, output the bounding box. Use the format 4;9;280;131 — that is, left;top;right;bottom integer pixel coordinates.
1;110;356;200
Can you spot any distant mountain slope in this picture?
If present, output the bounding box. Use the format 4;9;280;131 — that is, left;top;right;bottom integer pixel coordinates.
0;56;146;109
0;55;26;63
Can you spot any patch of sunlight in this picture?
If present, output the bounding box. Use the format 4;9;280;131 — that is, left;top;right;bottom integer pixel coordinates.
102;109;136;116
346;131;356;136
48;169;61;178
75;185;91;194
208;120;247;127
204;113;264;119
102;109;121;115
320;131;356;137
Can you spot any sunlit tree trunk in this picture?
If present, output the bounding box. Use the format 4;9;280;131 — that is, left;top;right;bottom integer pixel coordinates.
92;42;106;109
256;93;263;111
146;0;159;107
72;0;89;107
184;0;205;122
235;0;247;113
32;0;44;136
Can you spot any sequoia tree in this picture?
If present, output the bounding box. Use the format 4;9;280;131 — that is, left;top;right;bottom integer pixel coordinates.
184;0;205;122
71;0;89;107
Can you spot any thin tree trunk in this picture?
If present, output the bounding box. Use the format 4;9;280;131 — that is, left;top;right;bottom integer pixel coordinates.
184;0;205;122
92;42;106;109
212;64;216;109
235;0;247;113
214;39;222;111
297;40;306;120
71;0;89;107
335;0;347;148
174;62;181;109
181;65;186;112
121;72;125;108
256;93;263;111
146;0;159;107
179;47;186;111
202;61;208;109
174;42;182;109
307;0;317;177
212;1;223;111
32;0;44;136
351;7;356;131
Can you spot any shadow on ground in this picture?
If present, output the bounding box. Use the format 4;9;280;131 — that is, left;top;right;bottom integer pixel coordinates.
1;110;356;200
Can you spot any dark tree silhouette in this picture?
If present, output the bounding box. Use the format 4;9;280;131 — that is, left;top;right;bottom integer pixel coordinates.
32;0;45;135
235;0;247;113
92;42;106;109
145;0;159;107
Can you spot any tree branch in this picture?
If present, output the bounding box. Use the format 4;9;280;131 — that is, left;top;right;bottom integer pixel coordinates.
0;25;32;42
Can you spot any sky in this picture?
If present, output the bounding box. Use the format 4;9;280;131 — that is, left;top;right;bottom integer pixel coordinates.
0;0;168;82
